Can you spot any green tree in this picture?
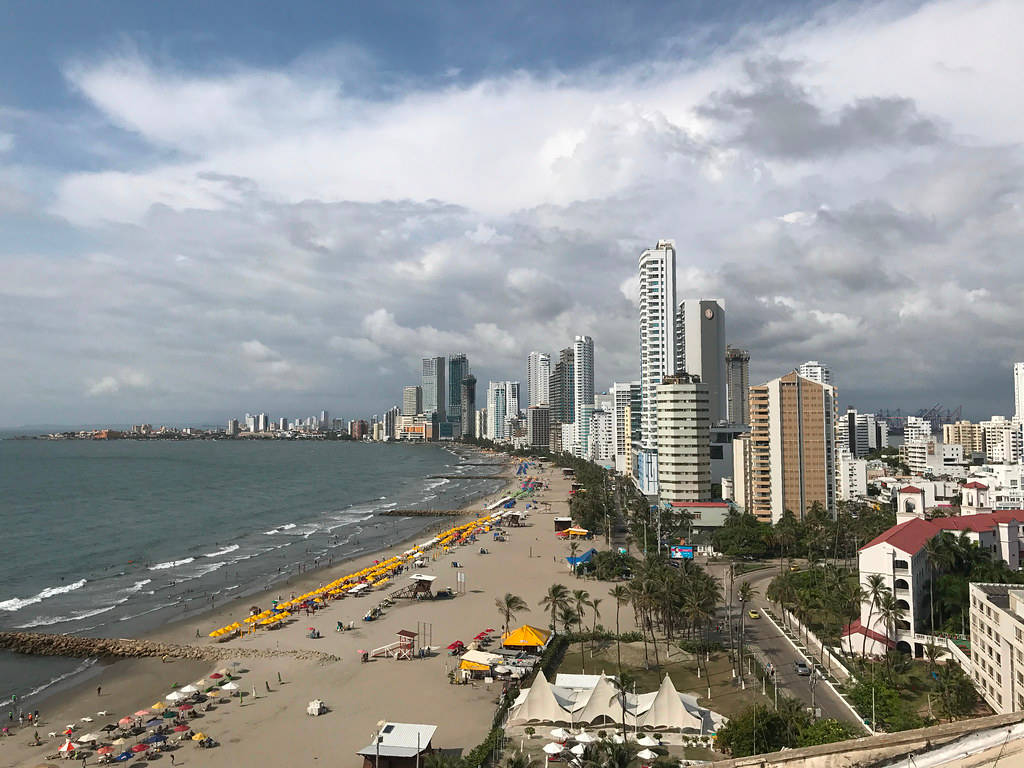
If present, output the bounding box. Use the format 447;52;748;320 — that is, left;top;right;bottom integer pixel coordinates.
737;581;758;681
609;585;630;681
862;574;889;657
539;584;570;632
797;719;859;747
572;588;591;671
495;593;529;636
935;664;978;721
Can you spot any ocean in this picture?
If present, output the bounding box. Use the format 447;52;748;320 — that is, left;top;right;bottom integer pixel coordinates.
0;438;505;708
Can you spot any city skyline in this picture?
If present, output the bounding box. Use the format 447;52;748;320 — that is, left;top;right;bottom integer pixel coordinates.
3;0;1024;426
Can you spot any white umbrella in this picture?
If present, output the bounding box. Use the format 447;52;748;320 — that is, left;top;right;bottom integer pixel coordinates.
220;681;239;691
164;691;186;702
637;749;658;761
570;744;586;756
575;732;596;743
611;734;625;744
77;733;100;743
180;684;199;694
550;728;572;741
543;743;564;755
637;735;659;747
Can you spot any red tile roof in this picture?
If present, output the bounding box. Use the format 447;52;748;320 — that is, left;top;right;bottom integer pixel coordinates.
964;482;989;490
841;619;896;649
899;485;924;494
669;501;729;507
860;510;1024;554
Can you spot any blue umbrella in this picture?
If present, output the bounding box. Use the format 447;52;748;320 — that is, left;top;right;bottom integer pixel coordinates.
114;751;132;761
145;718;162;727
145;734;167;744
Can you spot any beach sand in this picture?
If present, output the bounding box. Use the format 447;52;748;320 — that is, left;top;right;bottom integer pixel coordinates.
1;459;587;768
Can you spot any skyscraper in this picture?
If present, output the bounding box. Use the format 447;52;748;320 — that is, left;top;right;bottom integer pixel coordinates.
402;385;423;416
656;373;711;503
676;299;726;424
725;346;750;425
447;354;469;430
527;351;551;406
747;372;837;522
421;356;446;421
572;335;594;452
487;381;508;441
797;360;832;386
638;241;678;452
1015;363;1024;421
548;347;575;426
461;374;477;438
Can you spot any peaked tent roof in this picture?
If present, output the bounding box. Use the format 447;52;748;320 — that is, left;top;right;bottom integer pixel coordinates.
502;624;552;648
507;671;570;724
576;674;632;725
640;675;703;731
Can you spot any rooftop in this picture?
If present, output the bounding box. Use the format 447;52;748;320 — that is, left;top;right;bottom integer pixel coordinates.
357;723;437;758
861;510;1024;555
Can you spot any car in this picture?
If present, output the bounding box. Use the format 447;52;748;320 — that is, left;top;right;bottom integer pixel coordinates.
790;563;801;572
747;610;760;619
794;661;811;676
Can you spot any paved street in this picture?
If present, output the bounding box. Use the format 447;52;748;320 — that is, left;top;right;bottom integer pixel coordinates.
707;561;868;731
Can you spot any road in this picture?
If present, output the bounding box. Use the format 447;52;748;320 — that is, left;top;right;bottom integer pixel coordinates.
707;560;867;731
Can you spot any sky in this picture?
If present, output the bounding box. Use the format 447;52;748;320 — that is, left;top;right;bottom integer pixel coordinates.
2;0;1023;427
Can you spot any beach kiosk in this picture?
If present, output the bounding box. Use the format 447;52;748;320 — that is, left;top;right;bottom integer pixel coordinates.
357;723;436;768
553;517;572;533
501;624;552;652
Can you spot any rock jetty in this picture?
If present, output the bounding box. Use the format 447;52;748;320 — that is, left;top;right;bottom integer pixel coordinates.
0;632;338;664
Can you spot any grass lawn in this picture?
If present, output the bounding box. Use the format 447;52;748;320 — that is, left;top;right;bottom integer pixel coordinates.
555;638;772;719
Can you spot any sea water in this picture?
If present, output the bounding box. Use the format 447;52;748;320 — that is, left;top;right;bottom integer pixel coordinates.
0;438;504;706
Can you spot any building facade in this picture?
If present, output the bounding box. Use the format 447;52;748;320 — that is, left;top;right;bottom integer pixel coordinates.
421;356;446;421
526;405;550;448
447;354;469;433
797;360;831;386
460;374;477;438
725;346;750;426
402;385;423;417
588;408;614;465
528;351;551;407
549;347;575;427
747;372;837;522
676;299;726;425
572;335;595;450
969;583;1024;714
611;381;641;473
655;374;711;504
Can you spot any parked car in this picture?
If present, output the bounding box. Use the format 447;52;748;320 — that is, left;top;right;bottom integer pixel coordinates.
794;660;811;676
747;610;760;619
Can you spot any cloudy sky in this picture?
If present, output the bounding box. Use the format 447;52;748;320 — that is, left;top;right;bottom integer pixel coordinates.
1;0;1022;427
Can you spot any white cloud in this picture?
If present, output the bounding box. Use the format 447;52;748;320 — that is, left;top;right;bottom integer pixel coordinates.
85;368;152;397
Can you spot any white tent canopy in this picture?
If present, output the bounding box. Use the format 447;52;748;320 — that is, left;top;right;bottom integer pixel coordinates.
507;671;571;724
640;675;704;731
575;674;632;726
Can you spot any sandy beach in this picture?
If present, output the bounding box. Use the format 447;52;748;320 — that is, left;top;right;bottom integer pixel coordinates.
1;456;587;768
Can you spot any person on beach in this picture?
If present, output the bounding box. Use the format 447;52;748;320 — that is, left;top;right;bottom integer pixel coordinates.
97;686;102;697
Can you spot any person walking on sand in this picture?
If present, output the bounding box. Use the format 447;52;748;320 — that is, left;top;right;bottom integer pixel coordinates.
97;686;102;697
170;753;176;766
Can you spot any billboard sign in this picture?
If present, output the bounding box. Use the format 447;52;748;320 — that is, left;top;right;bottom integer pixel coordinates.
669;546;694;560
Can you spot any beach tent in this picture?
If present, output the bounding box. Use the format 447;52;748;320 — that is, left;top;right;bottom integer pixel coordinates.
507;671;571;724
640;675;703;731
566;548;597;569
576;674;632;726
501;624;551;651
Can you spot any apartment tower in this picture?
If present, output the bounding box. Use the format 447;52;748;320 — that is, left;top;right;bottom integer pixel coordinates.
655;373;711;503
725;346;750;425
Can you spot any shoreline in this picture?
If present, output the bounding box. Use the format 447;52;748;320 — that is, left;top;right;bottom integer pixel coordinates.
4;447;514;711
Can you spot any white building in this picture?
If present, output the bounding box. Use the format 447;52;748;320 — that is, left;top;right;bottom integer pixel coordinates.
528;351;551;407
838;453;868;500
637;240;678;495
969;583;1024;714
981;416;1023;464
588;408;614;465
610;381;641;474
1015;363;1024;422
572;335;594;451
844;512;1024;657
226;419;239;437
905;415;932;443
475;408;487;440
655;374;711;504
486;381;520;442
676;299;727;425
797;360;831;386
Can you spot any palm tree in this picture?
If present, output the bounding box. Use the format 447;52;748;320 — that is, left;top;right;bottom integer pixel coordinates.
589;597;603;657
558;605;578;635
737;582;758;681
540;584;570;632
496;592;529;636
862;574;888;657
572;588;591;671
609;585;630;681
569;540;581;577
504;752;536;768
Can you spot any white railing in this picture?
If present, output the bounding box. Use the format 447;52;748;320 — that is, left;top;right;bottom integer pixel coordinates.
774;607;853;682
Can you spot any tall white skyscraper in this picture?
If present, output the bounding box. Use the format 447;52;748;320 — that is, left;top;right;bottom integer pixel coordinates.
527;351;551;406
486;381;521;442
798;360;832;386
421;356;446;421
1015;362;1024;421
638;241;677;451
676;299;727;424
572;335;594;453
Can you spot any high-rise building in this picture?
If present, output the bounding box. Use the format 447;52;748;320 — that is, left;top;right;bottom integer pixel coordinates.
655;374;711;503
732;432;752;511
747;372;837;522
257;413;269;432
838;408;889;457
610;381;641;473
1015;363;1024;421
549;347;575;426
638;241;678;452
460;374;477;438
320;410;329;430
588;408;615;465
278;417;288;431
676;299;726;424
226;419;239;437
475;408;487;441
528;352;551;407
904;415;932;443
383;406;401;441
572;335;594;453
447;354;469;429
943;420;985;457
725;346;750;425
487;381;519;442
526;405;550;448
981;416;1023;464
797;360;832;386
402;385;423;416
421;356;446;421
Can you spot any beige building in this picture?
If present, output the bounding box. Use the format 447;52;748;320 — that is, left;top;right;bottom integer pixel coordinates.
969;582;1024;714
731;432;752;510
655;374;711;503
943;420;986;457
747;371;837;522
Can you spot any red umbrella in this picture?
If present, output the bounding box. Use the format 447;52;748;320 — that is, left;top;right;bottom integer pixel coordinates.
486;628;495;632
474;632;487;639
117;717;132;726
173;725;190;732
64;728;74;736
132;744;149;753
97;747;114;755
178;704;193;711
208;673;223;679
446;641;464;650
